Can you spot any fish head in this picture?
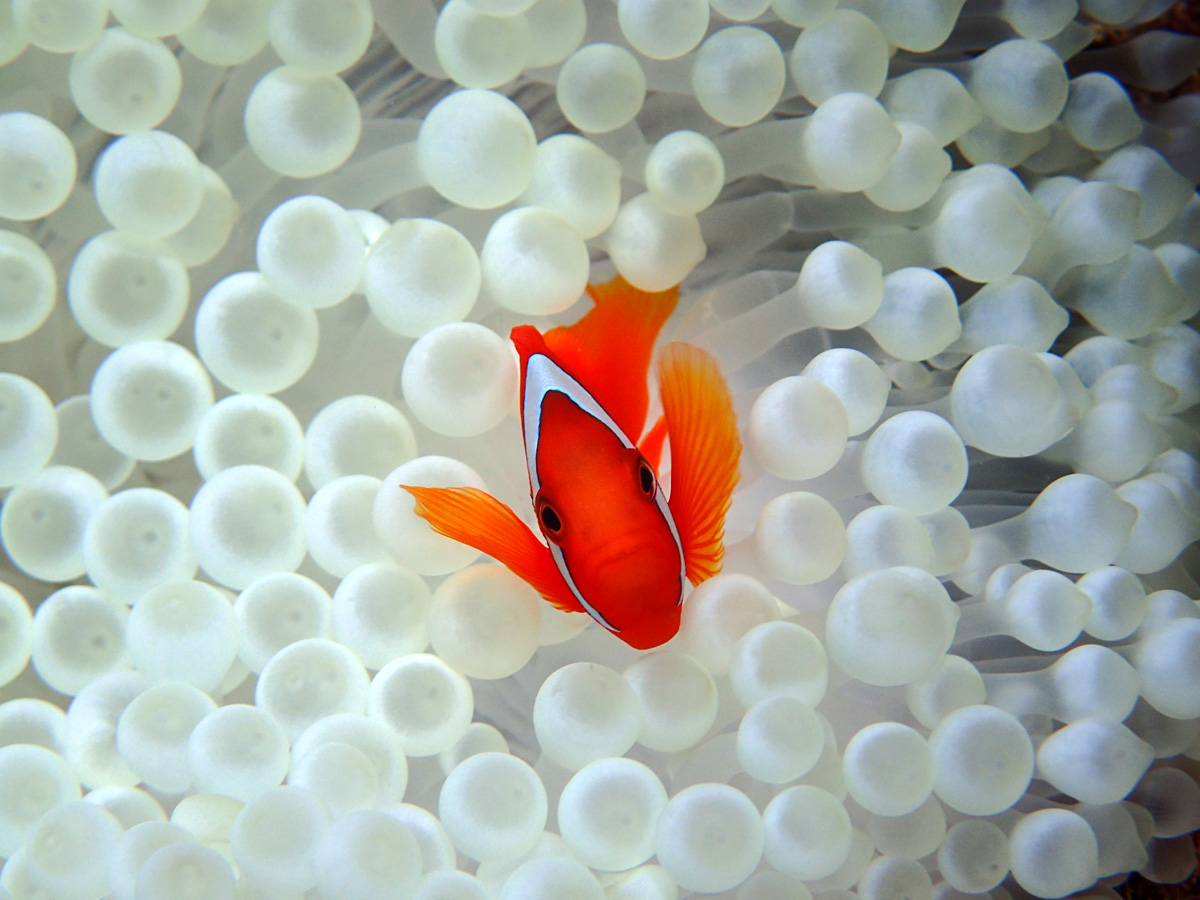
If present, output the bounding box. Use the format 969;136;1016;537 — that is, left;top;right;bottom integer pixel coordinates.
532;389;685;646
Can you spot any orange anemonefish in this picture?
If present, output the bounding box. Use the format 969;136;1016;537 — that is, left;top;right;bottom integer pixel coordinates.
401;277;741;649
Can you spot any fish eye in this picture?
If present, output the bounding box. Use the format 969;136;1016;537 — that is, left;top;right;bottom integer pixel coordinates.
637;457;656;500
538;500;563;537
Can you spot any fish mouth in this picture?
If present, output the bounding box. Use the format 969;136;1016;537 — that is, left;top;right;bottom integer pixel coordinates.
584;534;657;576
567;534;681;610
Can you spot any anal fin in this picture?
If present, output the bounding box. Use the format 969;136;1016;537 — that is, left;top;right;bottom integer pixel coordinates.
656;342;742;585
402;485;584;614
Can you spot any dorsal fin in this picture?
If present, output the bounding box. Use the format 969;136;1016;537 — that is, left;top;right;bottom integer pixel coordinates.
539;278;679;443
511;323;552;423
639;414;668;472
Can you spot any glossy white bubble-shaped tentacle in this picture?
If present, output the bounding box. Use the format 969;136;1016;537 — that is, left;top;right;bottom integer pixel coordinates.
331;561;431;668
193;394;304;482
623;651;718;753
692;26;785;128
826;567;958;687
749;375;849;481
867;795;945;862
195;272;319;395
762;785;851;882
730;620;829;709
675;573;780;676
0;743;82;857
68;232;190;349
189;464;307;589
31;585;129;696
904;655;986;729
937;818;1011;894
83;488;195;603
89;340;214;462
126;580;238;692
244;66;362;178
0;372;58;488
294;713;409;804
49;396;135;490
314;809;423;900
438;722;509;777
480;206;589;316
306;475;391;578
177;0;274;64
519;135;621;239
187;704;290;803
428;564;539;679
304;395;418;489
617;0;708;59
644;130;725;217
368;653;474;756
233;572;331;674
533;662;642;770
557;757;666;871
439;751;547;862
256;638;369;743
841;505;937;578
0;584;33;690
93;131;203;239
290;744;374;820
160;164;238;267
802;348;890;437
115;682;214;794
930;705;1034;815
865;268;962;362
135;841;235;900
230;785;331;894
1009;808;1100;899
0;230;57;342
106;821;191;900
606;192;705;291
842;721;936;816
657;783;764;893
61;670;147;790
434;0;530;89
257;194;366;309
401;323;519;437
417;89;536;210
789;11;888;105
0;112;77;221
364;218;481;338
498;856;603;900
967;39;1070;134
24;799;123;900
68;28;182;134
268;0;374;74
738;696;824;784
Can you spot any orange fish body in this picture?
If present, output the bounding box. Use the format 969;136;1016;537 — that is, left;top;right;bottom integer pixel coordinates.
403;278;741;650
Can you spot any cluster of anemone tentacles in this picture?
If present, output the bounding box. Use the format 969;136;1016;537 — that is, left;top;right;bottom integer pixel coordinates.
0;0;1199;899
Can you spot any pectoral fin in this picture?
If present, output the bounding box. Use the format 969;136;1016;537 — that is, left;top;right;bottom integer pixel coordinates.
402;485;584;614
656;342;742;585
